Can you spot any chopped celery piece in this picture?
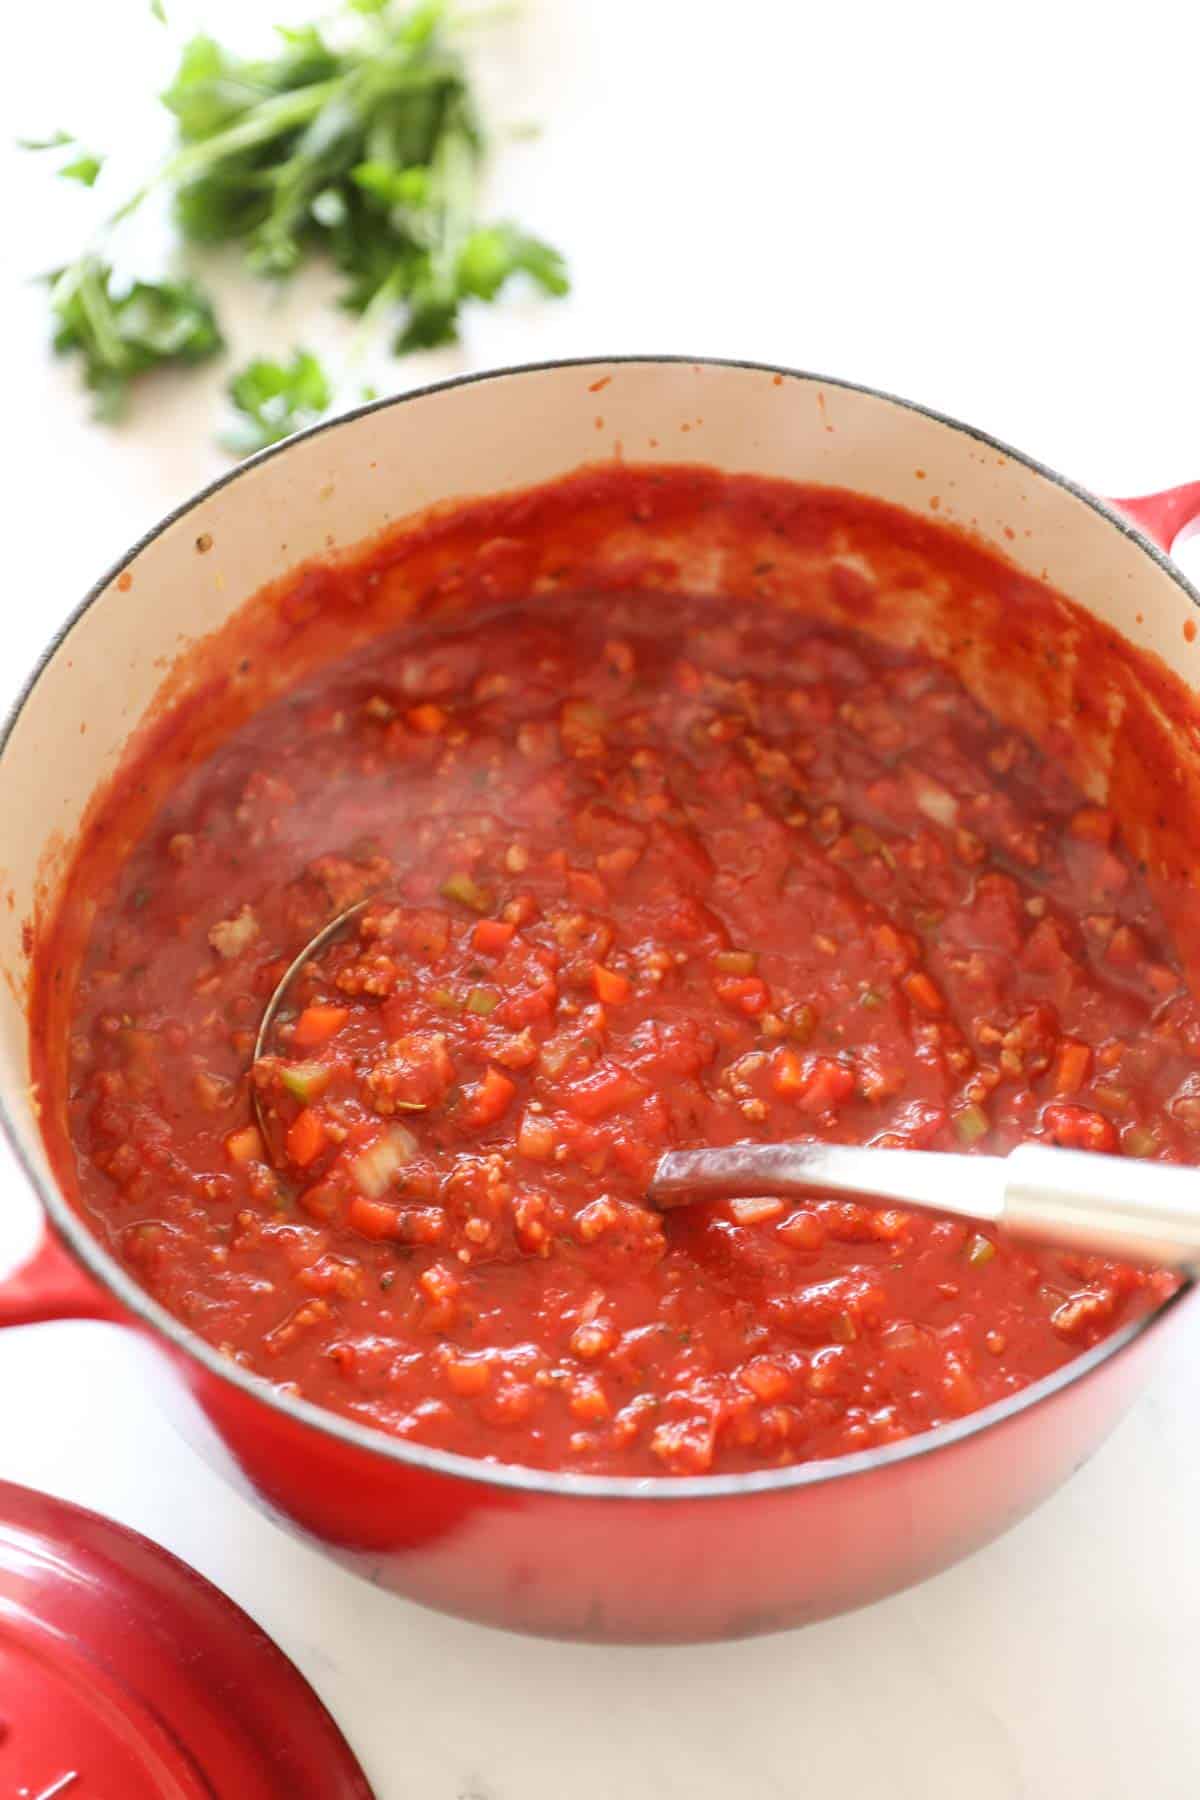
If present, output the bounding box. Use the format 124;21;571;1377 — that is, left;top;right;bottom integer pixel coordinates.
713;949;758;976
279;1061;332;1104
954;1103;990;1145
440;872;493;913
786;1002;817;1044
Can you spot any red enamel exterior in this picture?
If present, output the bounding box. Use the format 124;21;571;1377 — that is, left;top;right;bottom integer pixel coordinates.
0;1220;1187;1640
1112;482;1200;554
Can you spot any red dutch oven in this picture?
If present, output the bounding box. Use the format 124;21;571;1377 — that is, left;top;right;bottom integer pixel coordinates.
1;358;1198;1643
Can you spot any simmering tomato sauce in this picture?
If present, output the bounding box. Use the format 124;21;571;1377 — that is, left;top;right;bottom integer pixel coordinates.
35;467;1191;1476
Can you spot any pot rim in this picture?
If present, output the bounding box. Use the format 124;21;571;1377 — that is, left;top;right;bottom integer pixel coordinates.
4;352;1196;1504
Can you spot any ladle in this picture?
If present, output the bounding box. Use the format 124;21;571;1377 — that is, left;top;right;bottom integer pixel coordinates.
256;902;1200;1270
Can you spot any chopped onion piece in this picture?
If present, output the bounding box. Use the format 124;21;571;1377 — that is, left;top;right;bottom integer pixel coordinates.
350;1124;418;1197
910;772;959;828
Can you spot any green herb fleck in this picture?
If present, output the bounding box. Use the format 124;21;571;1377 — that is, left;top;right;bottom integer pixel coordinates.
223;349;331;455
440;871;492;912
19;129;76;150
18;131;104;187
47;257;222;419
953;1102;990;1146
967;1233;996;1267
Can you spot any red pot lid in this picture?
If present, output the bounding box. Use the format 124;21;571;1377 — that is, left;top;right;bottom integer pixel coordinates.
0;1478;374;1799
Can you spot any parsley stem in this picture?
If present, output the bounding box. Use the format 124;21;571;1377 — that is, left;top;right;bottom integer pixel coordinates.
161;81;341;186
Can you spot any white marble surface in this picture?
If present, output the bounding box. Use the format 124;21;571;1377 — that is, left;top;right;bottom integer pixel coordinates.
2;1;1200;1793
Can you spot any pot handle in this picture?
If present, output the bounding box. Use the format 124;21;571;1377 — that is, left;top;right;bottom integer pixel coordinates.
0;1220;124;1327
1110;481;1200;556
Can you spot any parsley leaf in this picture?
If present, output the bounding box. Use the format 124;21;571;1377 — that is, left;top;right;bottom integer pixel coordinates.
19;131;104;186
458;224;569;302
18;129;76;150
223;349;331;455
48;256;223;419
60;152;104;188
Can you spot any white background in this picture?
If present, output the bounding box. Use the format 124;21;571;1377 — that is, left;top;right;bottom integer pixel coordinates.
3;2;1200;1794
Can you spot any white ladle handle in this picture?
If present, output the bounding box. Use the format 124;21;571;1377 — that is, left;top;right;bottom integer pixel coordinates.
651;1141;1200;1270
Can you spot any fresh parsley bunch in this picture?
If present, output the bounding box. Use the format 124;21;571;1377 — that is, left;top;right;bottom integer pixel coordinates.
28;0;568;446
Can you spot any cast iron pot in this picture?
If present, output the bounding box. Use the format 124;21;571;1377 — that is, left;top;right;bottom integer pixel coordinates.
1;358;1198;1642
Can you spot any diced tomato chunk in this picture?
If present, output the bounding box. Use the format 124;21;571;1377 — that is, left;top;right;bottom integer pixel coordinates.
796;1057;855;1115
592;962;632;1004
1069;805;1114;845
1042;1103;1118;1153
566;1063;649;1120
347;1195;402;1239
472;918;515;955
465;1067;517;1128
1050;1039;1092;1097
714;974;770;1015
407;702;448;734
902;971;944;1015
299;1181;340;1222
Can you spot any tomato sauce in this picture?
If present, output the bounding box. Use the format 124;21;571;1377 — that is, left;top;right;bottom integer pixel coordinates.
35;469;1191;1476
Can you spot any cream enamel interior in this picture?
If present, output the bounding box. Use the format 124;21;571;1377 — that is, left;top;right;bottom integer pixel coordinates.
3;358;1198;1231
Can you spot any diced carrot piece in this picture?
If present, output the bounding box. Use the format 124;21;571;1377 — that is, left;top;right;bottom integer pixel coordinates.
407;702;448;734
472;918;515;956
567;868;608;907
592;962;632;1004
796;1057;855;1115
347;1195;403;1239
465;1066;516;1128
1069;805;1114;845
285;1107;327;1167
597;845;641;880
225;1124;264;1166
1050;1038;1092;1096
291;1004;350;1049
444;1354;492;1396
773;1047;807;1096
902;971;944;1015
